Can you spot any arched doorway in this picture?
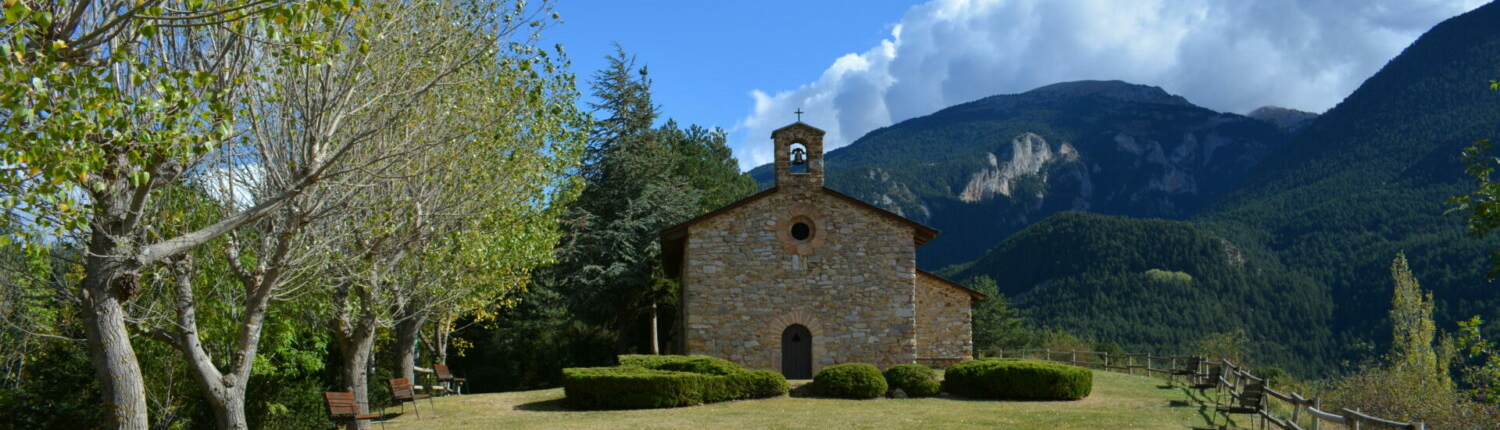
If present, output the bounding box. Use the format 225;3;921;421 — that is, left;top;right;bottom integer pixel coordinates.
781;324;812;379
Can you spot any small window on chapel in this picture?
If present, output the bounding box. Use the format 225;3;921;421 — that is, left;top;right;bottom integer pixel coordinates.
790;221;813;241
789;143;809;174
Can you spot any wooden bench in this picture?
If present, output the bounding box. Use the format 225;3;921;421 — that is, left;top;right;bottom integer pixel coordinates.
389;378;434;418
1169;356;1202;385
413;366;449;395
324;391;384;430
434;364;467;395
1191;364;1224;394
1214;380;1265;428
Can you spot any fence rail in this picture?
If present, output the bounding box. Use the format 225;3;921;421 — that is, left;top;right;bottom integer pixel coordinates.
984;349;1425;430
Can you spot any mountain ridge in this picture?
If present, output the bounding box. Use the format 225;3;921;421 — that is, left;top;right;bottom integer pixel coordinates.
749;80;1298;269
950;0;1500;372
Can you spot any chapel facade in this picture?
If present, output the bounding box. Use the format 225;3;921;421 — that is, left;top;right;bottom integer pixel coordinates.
660;121;984;379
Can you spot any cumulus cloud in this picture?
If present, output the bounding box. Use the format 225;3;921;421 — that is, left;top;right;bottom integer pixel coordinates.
731;0;1487;169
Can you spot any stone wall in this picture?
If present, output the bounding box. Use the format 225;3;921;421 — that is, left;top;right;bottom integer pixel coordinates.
681;185;918;374
915;273;974;360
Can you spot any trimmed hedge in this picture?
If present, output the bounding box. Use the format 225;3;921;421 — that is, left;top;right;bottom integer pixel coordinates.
942;359;1092;400
883;364;940;397
813;363;887;399
563;355;788;409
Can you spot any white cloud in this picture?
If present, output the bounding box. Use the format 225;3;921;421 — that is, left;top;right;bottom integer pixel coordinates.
731;0;1487;170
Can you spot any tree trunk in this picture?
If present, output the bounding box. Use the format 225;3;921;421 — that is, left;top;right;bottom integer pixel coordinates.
337;324;376;430
427;317;451;367
393;307;427;383
335;284;380;430
77;164;311;430
158;253;274;430
206;390;248;430
81;279;148;430
650;303;659;355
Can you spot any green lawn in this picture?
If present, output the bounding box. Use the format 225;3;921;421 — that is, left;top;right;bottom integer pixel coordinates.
375;371;1228;430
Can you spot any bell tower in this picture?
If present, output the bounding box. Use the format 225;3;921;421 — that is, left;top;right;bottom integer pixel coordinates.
772;121;825;188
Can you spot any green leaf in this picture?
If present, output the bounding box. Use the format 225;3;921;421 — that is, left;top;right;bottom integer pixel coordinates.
4;2;25;25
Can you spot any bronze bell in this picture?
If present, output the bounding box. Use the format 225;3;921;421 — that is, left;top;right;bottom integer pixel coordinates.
790;147;807;165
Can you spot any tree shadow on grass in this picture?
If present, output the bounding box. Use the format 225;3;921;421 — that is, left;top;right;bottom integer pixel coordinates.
514;397;573;412
1171;385;1226;429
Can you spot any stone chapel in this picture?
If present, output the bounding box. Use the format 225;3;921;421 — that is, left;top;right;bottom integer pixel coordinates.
660;121;984;379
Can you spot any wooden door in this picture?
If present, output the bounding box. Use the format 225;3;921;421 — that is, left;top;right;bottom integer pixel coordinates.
781;324;812;379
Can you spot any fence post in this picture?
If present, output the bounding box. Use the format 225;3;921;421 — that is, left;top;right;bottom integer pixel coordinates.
1070;350;1077;365
1308;398;1320;430
1290;393;1301;429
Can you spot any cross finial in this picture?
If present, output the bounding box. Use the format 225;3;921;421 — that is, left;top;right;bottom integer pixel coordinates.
795;108;804;122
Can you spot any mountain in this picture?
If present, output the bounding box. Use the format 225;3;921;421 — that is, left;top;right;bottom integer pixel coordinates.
1246;106;1319;134
952;1;1500;373
750;80;1297;269
1194;1;1500;360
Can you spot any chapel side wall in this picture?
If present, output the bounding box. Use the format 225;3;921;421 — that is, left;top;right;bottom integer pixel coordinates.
682;188;917;374
915;275;974;362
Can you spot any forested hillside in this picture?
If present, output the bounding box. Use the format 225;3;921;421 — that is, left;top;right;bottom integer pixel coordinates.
749;81;1297;269
951;1;1500;374
1194;0;1500;359
949;212;1334;373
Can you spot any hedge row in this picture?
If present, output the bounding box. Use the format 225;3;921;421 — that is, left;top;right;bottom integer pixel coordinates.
563;355;788;409
941;359;1092;400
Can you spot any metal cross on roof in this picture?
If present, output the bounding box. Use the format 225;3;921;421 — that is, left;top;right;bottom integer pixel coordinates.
795;108;804;122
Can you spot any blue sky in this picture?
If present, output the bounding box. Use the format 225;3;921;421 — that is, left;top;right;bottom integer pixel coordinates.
539;0;918;158
539;0;1487;171
540;1;917;124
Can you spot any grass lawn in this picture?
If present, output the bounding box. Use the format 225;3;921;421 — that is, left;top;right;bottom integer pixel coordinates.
374;370;1225;429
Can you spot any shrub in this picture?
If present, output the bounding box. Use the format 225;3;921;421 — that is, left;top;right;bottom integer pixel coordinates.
943;359;1092;400
1329;365;1500;429
563;355;788;409
814;363;887;399
883;364;940;397
741;370;792;398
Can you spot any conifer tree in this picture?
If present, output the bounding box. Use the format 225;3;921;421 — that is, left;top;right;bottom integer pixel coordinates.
968;276;1030;353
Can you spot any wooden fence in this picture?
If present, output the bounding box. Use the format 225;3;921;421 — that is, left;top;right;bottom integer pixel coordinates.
984;349;1426;430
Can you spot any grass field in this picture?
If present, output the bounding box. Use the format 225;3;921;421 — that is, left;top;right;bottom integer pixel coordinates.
373;371;1229;429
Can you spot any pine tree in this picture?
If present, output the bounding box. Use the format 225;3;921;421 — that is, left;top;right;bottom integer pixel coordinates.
537;46;756;355
968;276;1031;353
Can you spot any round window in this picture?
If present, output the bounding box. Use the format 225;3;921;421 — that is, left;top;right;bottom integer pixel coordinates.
790;222;812;241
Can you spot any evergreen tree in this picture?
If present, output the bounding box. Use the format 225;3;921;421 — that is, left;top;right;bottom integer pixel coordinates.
548;45;697;353
453;47;756;389
967;276;1031;353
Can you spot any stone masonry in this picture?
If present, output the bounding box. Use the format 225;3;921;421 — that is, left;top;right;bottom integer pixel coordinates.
663;122;980;376
915;272;975;361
